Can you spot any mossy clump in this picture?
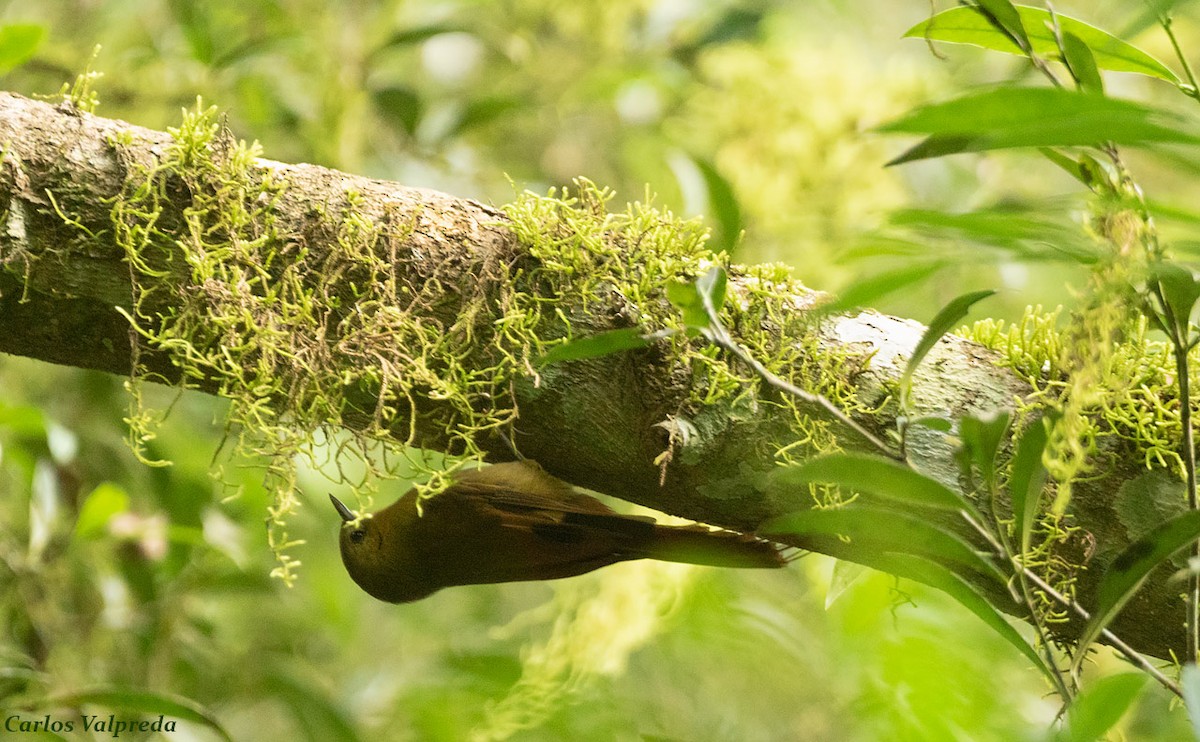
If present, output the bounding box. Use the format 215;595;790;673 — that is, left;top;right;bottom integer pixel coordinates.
963;307;1187;478
961;298;1187;625
106;103;862;579
505;182;872;493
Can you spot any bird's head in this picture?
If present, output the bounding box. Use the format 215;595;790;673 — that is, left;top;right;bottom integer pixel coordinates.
330;493;431;603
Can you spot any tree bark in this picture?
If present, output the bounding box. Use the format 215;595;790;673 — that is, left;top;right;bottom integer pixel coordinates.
0;91;1184;659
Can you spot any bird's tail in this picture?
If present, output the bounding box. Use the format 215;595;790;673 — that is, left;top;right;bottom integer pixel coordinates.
642;524;787;569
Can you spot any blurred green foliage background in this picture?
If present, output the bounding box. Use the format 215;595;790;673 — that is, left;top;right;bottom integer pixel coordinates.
1;1;1198;739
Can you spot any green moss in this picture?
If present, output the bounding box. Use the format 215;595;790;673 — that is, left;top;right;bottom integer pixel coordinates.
504;182;869;507
52;45;103;113
962;306;1186;478
102;101;863;580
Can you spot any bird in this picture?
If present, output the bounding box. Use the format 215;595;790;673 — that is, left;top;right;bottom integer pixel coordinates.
330;460;787;603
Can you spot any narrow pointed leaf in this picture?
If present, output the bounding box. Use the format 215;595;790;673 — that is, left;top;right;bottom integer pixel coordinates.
881;88;1200;163
0;24;45;73
767;526;1047;679
667;278;707;328
889;207;1077;249
761;505;1004;585
537;327;655;367
976;0;1030;51
1039;147;1090;185
1061;31;1104;94
1075;510;1200;665
374;24;470;54
1150;262;1200;335
821;262;944;313
910;414;953;433
694;157;743;255
901;289;995;406
905;6;1178;83
887;135;976;166
1009;415;1051;555
771;453;975;512
75;482;131;539
959;411;1011;492
1060;673;1148;742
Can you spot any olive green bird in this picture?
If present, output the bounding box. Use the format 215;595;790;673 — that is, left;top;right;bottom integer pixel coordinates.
331;461;786;603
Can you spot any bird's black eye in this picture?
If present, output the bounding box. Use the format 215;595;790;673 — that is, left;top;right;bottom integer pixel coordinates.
349;529;365;544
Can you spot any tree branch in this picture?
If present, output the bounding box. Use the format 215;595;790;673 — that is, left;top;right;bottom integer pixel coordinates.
0;92;1185;660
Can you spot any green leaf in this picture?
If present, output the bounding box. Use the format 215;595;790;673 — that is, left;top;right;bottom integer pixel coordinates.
890;204;1102;263
905;6;1179;83
882;88;1200;165
0;23;45;73
886;135;977;166
901;289;995;407
1008;416;1051;556
1039;147;1091;185
537;327;656;367
1061;31;1104;94
671;7;767;65
691;7;766;49
1059;673;1149;742
1075;510;1200;668
1036;149;1114;196
1182;664;1200;740
909;414;953;433
667;279;706;328
822;262;944;313
1149;261;1200;338
448;95;524;137
75;482;130;539
373;24;470;54
1121;1;1192;39
976;0;1030;51
0;401;46;436
167;0;214;65
771;453;977;512
890;206;1073;247
762;505;1004;585
42;687;233;742
693;157;742;255
958;411;1012;492
1147;199;1200;228
373;86;422;136
667;267;726;329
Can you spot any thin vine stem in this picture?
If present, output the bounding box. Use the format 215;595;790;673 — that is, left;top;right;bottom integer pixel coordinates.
1178;340;1199;664
985;0;1196;684
1155;280;1200;664
960;511;1183;697
1160;11;1200;103
695;271;1176;695
697;293;902;461
984;467;1074;700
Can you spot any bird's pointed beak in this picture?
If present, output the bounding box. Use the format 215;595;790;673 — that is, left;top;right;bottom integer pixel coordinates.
329;494;355;523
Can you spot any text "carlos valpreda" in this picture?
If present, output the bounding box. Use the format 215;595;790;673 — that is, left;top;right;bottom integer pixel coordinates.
6;713;179;737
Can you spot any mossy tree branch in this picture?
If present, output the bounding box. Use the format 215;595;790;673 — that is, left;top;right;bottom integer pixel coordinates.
0;91;1187;659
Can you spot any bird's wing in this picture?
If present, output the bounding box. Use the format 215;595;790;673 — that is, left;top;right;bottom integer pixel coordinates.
451;461;633;517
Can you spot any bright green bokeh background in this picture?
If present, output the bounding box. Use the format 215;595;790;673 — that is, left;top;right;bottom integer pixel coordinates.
1;1;1197;739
